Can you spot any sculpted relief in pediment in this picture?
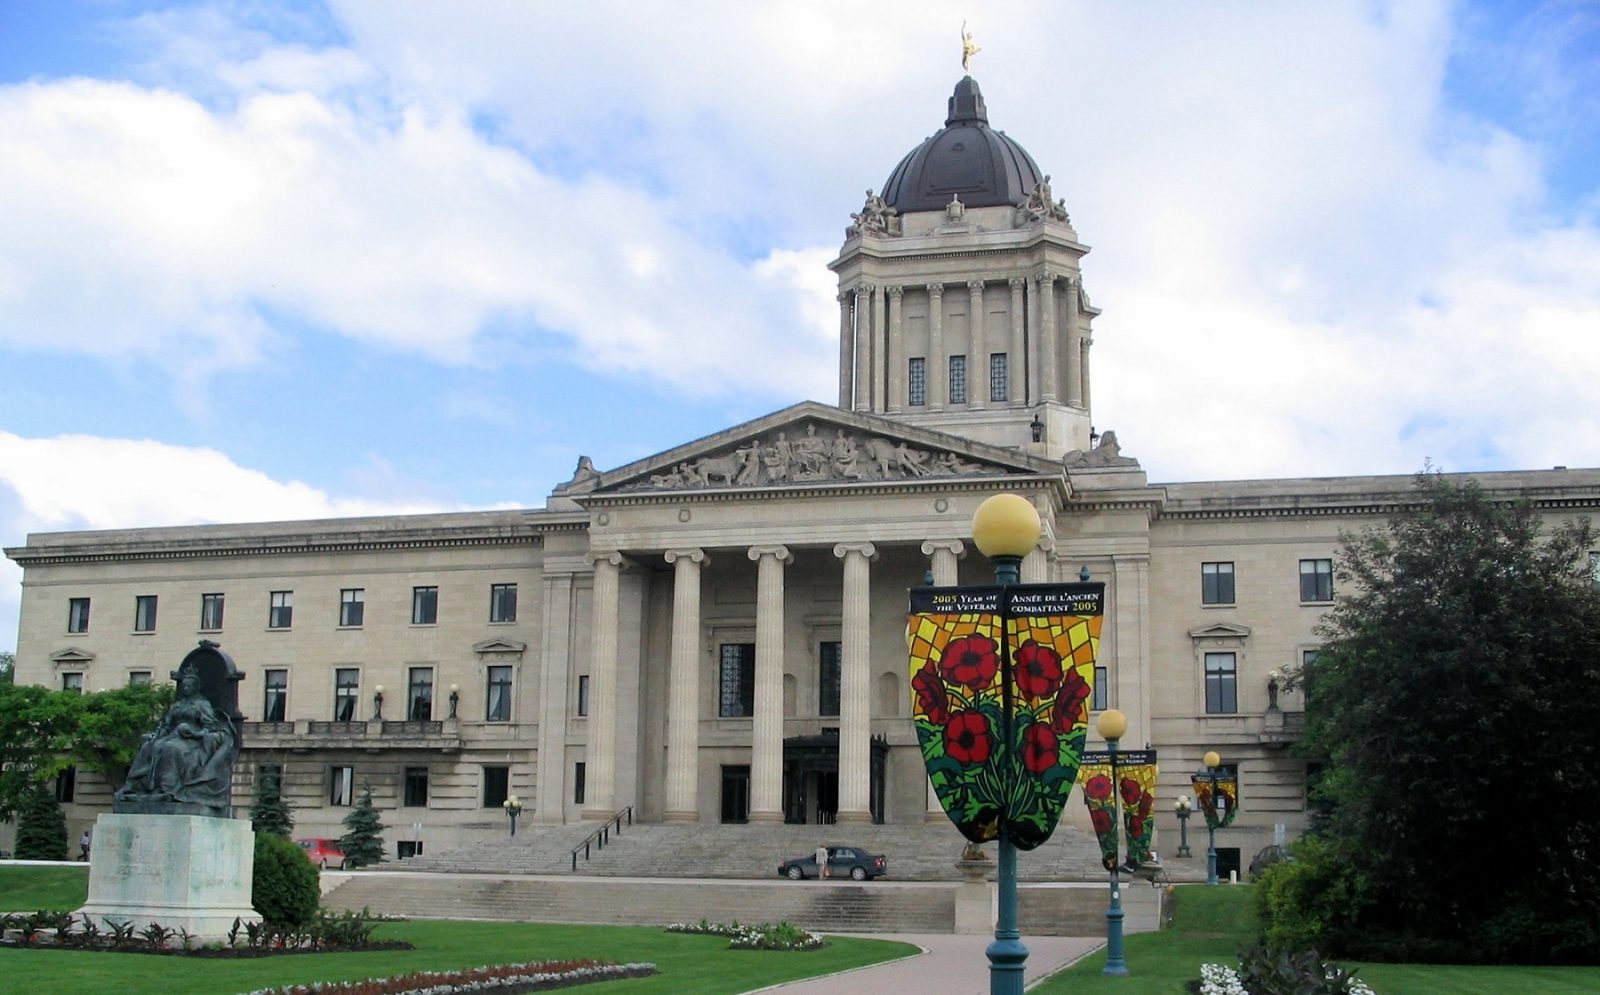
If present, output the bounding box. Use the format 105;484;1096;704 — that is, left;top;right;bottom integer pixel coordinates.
618;422;1005;492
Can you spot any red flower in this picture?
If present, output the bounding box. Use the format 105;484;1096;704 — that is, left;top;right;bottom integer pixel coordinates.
943;710;992;764
1021;722;1058;774
1120;778;1142;806
1085;774;1112;801
1051;668;1090;733
1090;807;1113;834
912;662;950;723
1137;791;1153;818
1015;641;1064;699
941;635;999;689
1129;816;1144;839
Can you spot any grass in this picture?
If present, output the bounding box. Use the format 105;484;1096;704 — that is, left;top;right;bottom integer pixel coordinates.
1032;884;1600;995
0;866;915;994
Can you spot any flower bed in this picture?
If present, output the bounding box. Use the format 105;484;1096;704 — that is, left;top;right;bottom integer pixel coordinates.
242;960;657;995
665;918;824;951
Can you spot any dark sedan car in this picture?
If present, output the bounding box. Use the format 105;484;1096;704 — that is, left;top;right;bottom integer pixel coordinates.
778;845;888;881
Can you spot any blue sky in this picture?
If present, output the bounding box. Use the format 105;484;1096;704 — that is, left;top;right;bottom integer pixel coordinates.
2;0;1598;653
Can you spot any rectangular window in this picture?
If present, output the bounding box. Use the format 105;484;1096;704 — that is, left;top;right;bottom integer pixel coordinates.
412;586;438;625
269;591;293;629
134;595;158;632
490;583;518;623
407;666;433;721
577;674;590;717
403;766;429;807
573;761;586;805
949;354;968;404
329;765;354;806
719;643;756;718
67;597;90;633
263;668;288;721
200;593;224;631
990;353;1008;402
129;671;152;685
482;765;510;808
62;672;83;693
55;766;76;803
339;588;365;627
1093;664;1108;712
1299;559;1333;603
1205;652;1238;714
1201;562;1236;605
908;357;927;406
818;641;841;717
486;665;512;722
1301;649;1319;707
334;667;359;721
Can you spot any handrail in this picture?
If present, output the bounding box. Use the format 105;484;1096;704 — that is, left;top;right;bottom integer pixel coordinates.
570;806;633;870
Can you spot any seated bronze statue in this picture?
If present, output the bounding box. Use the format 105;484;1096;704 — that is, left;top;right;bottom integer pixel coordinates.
115;642;244;817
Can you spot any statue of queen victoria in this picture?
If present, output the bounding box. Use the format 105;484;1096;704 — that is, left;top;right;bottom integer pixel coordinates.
114;640;245;818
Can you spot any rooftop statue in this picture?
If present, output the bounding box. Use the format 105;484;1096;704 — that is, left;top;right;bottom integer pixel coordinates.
961;22;981;74
114;641;245;818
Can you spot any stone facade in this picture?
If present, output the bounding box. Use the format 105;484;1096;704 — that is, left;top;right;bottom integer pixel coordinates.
7;77;1600;872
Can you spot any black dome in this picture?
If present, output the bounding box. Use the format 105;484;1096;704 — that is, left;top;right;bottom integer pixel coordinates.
880;77;1045;213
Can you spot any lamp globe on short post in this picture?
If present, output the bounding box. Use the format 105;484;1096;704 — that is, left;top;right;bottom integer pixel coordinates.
970;492;1041;995
503;795;523;837
1097;707;1130;977
448;683;460;719
1203;751;1222;885
1174;794;1193;858
373;684;385;721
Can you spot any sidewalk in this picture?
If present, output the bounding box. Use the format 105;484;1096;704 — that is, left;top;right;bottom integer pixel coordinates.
753;933;1104;995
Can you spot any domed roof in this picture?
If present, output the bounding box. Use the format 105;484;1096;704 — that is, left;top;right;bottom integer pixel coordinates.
880;76;1046;213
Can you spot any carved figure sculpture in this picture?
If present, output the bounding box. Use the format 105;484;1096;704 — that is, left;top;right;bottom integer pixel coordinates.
832;430;862;479
690;453;742;487
115;643;243;816
961;22;981;73
1015;175;1070;225
1064;430;1140;469
793;424;829;477
848;189;901;237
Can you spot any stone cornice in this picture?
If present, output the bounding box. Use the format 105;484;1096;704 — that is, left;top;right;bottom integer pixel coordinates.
581;474;1067;508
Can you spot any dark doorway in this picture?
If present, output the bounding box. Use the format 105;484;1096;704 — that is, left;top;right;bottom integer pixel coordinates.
1216;846;1242;883
721;765;751;824
781;732;888;824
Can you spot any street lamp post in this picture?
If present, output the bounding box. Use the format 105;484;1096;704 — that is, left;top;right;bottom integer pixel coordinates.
970;492;1041;995
503;795;523;837
1203;752;1221;885
1174;795;1193;858
1097;708;1130;977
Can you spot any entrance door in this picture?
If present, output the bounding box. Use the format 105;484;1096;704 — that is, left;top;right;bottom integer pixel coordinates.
814;771;838;824
720;765;750;824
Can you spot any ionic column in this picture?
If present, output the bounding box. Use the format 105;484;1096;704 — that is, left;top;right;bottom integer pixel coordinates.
968;281;987;408
873;284;888;412
1038;270;1058;403
1082;335;1094;414
886;286;905;413
1063;277;1083;407
748;544;792;823
853;285;873;412
837;291;854;409
583;551;623;819
1022;537;1054;583
663;548;707;822
1009;277;1027;406
928;284;946;411
833;541;877;823
920;539;965;820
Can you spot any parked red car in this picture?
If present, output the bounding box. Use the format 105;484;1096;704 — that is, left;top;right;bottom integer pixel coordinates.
296;838;346;868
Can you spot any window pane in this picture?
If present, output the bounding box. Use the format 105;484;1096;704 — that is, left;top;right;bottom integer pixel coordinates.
1201;562;1235;605
1093;665;1108;711
55;766;75;803
482;765;509;808
68;597;90;633
573;761;586;805
404;766;429;807
491;584;517;623
1299;559;1333;602
334;667;359;721
201;593;224;630
486;666;512;722
577;674;590;717
62;672;83;693
329;765;354;806
949;355;967;404
269;591;293;629
264;668;288;722
408;666;433;721
129;671;152;685
719;643;755;717
990;353;1008;402
412;586;438;625
340;588;365;627
818;641;841;717
134;595;158;632
1204;652;1238;714
908;357;926;406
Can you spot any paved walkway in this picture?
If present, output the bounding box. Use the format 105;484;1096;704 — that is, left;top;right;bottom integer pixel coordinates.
752;933;1104;994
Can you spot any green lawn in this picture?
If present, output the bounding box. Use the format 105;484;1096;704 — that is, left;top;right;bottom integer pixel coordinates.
1033;885;1600;995
0;866;915;994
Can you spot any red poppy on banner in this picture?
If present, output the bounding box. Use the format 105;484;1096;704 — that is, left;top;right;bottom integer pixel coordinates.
1078;751;1158;869
908;583;1103;850
1192;772;1239;830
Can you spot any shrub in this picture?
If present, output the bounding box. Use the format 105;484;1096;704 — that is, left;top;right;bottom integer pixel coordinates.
14;788;68;860
252;831;320;928
337;783;386;868
1255;838;1365;955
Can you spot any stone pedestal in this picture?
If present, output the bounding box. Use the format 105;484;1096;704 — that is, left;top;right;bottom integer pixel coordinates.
954;857;994;934
76;813;258;941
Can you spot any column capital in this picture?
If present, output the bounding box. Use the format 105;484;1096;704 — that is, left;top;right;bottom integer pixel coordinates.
887;284;904;300
664;548;707;566
967;279;985;293
747;544;793;564
1009;276;1027;291
920;539;967;558
833;541;878;561
588;550;625;569
1036;269;1057;286
857;282;876;297
837;290;850;304
927;282;944;300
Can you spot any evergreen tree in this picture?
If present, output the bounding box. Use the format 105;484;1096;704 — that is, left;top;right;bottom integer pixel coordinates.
337;782;387;868
14;787;68;860
250;767;295;837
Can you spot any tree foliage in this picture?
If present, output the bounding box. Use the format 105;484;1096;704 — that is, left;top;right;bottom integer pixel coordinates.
337;782;387;868
251;831;320;927
250;767;295;837
1269;472;1600;964
0;650;14;684
14;787;69;860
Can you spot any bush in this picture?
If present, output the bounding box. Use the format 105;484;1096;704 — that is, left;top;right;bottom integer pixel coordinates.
1255;838;1364;955
14;788;68;860
252;832;319;927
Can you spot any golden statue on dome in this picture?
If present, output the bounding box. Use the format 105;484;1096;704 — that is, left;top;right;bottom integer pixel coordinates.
961;22;981;74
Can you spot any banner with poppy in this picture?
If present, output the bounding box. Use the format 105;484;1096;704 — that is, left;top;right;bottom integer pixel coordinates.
1078;751;1158;869
1191;772;1239;830
907;583;1104;851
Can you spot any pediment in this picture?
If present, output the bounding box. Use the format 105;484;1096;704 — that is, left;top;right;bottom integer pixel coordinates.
1188;622;1252;641
472;637;527;655
50;647;96;664
561;401;1058;496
